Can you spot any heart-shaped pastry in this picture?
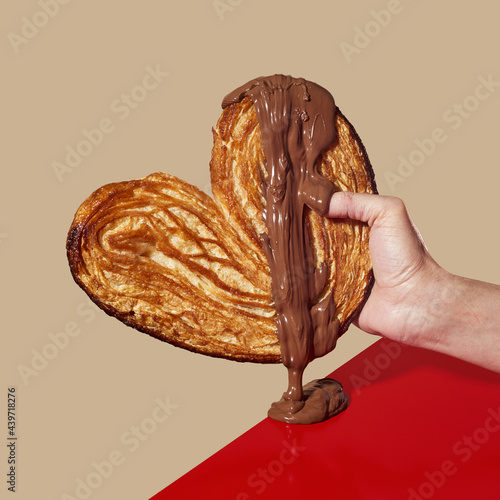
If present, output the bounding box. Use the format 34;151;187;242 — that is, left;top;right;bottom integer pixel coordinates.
67;76;377;371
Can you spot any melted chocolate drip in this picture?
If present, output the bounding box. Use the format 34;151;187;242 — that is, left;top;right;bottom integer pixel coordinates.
223;75;348;423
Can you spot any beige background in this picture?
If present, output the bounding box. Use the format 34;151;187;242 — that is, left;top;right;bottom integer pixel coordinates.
2;1;500;499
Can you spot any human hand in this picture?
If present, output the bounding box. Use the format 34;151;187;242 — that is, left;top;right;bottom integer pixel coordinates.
326;192;447;347
327;191;500;372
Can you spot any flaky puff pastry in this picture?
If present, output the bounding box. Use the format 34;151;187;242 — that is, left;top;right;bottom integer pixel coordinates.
67;98;377;363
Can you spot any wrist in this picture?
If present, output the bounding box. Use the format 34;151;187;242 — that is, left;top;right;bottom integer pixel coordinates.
403;262;456;351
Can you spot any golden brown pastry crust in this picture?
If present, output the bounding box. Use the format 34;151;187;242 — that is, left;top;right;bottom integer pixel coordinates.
67;99;376;363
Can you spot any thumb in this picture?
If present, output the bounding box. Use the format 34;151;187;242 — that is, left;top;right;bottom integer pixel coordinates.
326;191;402;227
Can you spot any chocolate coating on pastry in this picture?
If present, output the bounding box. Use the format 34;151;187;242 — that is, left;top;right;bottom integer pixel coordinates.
221;75;373;423
222;75;338;411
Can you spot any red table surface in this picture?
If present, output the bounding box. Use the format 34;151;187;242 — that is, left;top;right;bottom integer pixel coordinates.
151;339;500;500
